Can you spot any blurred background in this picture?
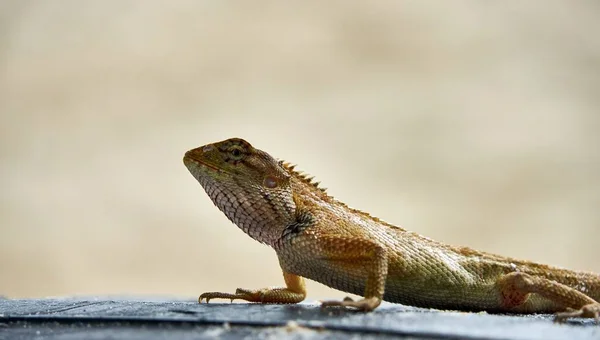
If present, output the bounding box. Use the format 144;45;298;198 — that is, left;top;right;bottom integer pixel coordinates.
1;1;598;300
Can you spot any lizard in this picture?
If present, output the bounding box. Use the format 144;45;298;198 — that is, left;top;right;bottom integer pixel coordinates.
183;137;600;323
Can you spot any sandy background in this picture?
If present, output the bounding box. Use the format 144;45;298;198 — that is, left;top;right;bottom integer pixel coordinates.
1;1;599;300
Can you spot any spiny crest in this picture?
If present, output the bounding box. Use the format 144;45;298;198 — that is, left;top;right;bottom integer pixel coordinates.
279;160;404;230
279;161;328;193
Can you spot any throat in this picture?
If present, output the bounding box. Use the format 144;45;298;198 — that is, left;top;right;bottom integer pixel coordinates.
202;179;297;246
220;199;290;246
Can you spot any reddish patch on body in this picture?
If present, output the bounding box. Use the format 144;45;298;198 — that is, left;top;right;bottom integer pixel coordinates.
500;281;529;308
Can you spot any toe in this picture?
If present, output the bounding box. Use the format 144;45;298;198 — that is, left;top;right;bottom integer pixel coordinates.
554;309;582;323
320;297;380;312
554;303;600;323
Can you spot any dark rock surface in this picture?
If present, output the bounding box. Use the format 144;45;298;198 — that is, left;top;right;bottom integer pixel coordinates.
0;297;598;339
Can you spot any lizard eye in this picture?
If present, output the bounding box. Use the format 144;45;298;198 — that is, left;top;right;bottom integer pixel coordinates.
228;146;244;160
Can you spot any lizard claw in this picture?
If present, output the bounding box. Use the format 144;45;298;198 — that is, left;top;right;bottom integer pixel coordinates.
198;288;269;304
320;296;381;312
198;292;245;304
554;303;600;324
198;293;210;303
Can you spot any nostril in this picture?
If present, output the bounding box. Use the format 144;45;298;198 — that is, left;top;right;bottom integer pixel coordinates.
202;145;214;153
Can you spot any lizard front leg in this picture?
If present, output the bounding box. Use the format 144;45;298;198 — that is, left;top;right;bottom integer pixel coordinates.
199;270;306;304
498;272;600;323
297;235;388;312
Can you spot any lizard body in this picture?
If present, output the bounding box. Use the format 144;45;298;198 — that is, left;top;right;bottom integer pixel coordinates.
183;138;600;322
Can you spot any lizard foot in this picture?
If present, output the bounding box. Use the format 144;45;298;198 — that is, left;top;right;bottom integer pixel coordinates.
199;288;266;303
554;303;600;324
320;296;381;312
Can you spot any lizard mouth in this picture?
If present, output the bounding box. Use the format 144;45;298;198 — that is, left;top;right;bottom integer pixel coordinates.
183;154;223;174
196;159;222;173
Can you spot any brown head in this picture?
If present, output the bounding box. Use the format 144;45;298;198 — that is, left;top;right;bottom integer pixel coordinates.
183;138;297;245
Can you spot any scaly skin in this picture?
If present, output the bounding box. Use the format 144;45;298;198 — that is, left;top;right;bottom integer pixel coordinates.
183;138;600;323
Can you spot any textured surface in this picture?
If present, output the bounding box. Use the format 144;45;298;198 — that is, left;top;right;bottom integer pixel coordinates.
184;138;600;320
1;298;600;340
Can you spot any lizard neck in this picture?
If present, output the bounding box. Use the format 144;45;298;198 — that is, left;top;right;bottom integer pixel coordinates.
198;174;297;246
236;187;297;246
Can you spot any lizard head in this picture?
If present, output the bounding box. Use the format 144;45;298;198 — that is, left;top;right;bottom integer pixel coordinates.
183;138;297;244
